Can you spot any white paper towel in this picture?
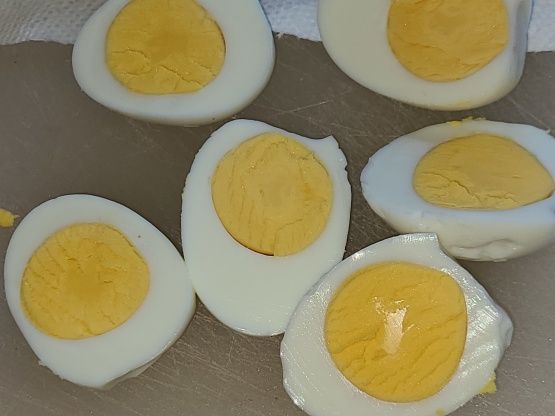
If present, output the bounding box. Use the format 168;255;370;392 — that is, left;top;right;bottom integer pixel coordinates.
0;0;554;52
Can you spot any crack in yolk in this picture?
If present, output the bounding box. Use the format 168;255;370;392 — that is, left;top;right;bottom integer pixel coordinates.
20;223;150;339
106;0;225;94
211;133;333;257
325;262;467;403
387;0;509;82
413;134;555;210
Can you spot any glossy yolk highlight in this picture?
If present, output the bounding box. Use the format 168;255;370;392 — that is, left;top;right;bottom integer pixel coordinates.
21;224;150;339
387;0;508;81
0;208;18;227
414;134;555;209
106;0;225;94
325;262;467;403
211;133;333;256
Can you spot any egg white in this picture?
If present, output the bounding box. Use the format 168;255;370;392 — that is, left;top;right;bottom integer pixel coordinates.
4;194;195;389
72;0;275;126
318;0;531;110
361;119;555;261
281;233;513;416
181;119;351;336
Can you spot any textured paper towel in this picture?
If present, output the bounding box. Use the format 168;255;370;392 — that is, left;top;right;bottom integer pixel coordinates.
0;0;554;51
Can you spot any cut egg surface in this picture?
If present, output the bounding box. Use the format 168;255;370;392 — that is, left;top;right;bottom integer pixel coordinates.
281;233;513;416
181;119;351;336
361;120;555;261
72;0;274;125
318;0;531;110
4;195;195;388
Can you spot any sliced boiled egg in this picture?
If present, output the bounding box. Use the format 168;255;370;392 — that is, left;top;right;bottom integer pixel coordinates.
281;233;513;416
4;194;195;388
361;119;555;261
181;119;351;336
73;0;274;125
319;0;531;110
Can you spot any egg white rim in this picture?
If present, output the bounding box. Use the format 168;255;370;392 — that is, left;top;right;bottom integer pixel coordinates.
281;233;513;416
361;120;555;231
72;0;275;125
181;119;351;336
4;194;196;388
318;0;531;110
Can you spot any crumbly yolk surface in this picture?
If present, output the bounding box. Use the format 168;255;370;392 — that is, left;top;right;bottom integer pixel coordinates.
480;374;497;394
0;208;18;228
211;133;333;257
21;224;150;339
387;0;509;81
414;134;555;209
325;262;467;403
106;0;225;94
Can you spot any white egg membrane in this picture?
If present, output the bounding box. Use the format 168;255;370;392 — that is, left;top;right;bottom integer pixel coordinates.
281;233;513;416
181;120;351;336
361;120;555;261
4;195;196;389
72;0;275;125
318;0;531;110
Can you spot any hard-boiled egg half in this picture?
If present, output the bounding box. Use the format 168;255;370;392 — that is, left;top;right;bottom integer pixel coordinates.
319;0;531;110
4;195;195;388
181;119;351;336
73;0;274;125
281;233;512;416
361;119;555;261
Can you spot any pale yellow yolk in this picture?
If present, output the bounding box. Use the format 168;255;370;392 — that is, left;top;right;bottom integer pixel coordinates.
414;134;555;210
325;262;467;403
211;133;333;257
21;224;150;339
106;0;225;94
387;0;509;81
480;374;497;394
0;208;18;228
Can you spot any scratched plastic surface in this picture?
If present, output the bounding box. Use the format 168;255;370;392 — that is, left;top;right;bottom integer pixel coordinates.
0;38;554;415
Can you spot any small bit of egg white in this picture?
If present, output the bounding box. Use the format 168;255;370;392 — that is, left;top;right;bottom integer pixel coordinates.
360;120;555;261
72;0;274;126
318;0;531;110
4;195;195;389
181;119;351;336
281;233;513;416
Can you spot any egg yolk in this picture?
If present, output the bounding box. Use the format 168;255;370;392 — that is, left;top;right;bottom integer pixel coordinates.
21;224;150;339
480;374;497;394
211;133;333;256
414;134;555;209
106;0;225;94
387;0;509;81
325;262;467;403
0;208;18;228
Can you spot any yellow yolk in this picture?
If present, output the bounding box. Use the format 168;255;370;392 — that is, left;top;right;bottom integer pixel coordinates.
480;374;497;394
211;133;333;256
414;134;555;209
325;262;467;403
387;0;509;81
106;0;225;94
0;208;18;228
21;224;150;339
